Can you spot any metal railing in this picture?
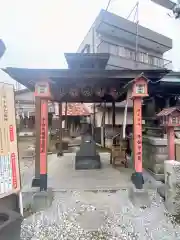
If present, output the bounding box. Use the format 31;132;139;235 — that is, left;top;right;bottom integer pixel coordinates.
97;40;172;69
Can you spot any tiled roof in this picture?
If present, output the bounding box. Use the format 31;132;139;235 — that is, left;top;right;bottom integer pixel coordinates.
62;103;90;116
157;107;180;117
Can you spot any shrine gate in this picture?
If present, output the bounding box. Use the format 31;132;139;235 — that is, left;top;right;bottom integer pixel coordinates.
3;53;170;190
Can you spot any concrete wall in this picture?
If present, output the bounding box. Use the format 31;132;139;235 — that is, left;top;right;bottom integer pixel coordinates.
77;19;101;53
97;10;172;53
77;10;172;70
97;35;172;70
15;91;34;102
107;54;159;70
99;33;163;58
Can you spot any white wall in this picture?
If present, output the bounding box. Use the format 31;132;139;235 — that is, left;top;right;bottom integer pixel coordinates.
15;91;34;102
95;108;133;127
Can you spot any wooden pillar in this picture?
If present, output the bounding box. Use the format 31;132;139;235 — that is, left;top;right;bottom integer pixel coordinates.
112;101;116;145
64;102;68;137
39;99;48;191
131;97;144;189
167;126;175;160
101;102;106;147
92;103;96;138
103;102;106;147
131;76;148;189
32;96;41;187
57;102;63;156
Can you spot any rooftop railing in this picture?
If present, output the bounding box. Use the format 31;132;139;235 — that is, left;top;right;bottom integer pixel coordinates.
97;40;172;69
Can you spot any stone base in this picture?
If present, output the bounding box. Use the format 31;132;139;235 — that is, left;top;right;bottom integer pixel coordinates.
75;156;101;170
0;208;22;240
32;177;40;187
31;188;54;212
131;172;144;189
165;198;180;215
157;184;166;199
128;186;150;208
0;194;19;213
146;168;164;182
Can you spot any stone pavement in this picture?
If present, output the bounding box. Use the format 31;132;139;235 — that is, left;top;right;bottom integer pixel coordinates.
22;153;134;192
20;153;180;239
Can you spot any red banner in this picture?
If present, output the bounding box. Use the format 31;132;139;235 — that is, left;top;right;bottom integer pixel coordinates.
9;125;14;142
40;100;48;174
11;153;17;188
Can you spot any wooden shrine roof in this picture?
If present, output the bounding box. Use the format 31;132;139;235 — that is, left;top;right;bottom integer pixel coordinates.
2;67;170;103
157;107;180;117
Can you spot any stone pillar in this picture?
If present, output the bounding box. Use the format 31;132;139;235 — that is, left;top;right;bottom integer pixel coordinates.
164;160;180;215
32;97;41;187
142;136;168;181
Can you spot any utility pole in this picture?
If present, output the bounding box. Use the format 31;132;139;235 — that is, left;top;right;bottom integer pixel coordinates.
127;2;139;67
92;0;113;139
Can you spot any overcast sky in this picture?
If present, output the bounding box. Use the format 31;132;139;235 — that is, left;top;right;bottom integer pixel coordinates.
0;0;179;85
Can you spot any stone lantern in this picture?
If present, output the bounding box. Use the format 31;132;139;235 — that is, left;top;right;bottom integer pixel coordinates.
157;107;180;160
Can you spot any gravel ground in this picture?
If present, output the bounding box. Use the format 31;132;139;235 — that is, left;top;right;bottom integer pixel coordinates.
21;189;180;240
17;141;180;239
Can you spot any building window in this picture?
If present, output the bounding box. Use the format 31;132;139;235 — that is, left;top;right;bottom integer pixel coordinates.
153;57;164;67
130;50;135;61
143;53;149;63
138;52;148;63
138;52;144;62
118;46;126;57
125;49;131;59
118;47;135;60
109;44;118;55
153;57;160;67
148;55;154;65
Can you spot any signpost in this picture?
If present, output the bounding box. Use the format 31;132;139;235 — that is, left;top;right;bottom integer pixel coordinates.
0;83;21;207
35;82;50;191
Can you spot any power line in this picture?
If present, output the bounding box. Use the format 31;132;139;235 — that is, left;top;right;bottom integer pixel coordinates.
127;2;138;20
126;1;139;66
105;0;113;11
92;0;113;138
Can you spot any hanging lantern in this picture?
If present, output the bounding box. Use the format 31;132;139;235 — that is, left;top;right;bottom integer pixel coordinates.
81;87;93;97
95;88;105;97
69;88;79;97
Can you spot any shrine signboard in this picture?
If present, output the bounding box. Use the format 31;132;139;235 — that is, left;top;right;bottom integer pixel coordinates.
0;83;21;198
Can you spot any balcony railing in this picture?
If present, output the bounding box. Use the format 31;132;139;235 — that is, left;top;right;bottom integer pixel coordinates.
96;40;172;69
